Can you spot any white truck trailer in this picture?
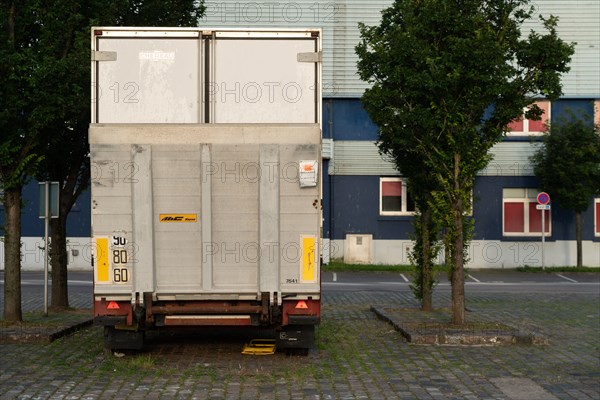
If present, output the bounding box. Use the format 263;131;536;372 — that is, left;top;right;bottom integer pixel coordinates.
89;27;322;352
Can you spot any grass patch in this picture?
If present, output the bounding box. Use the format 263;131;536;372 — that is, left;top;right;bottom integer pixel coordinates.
322;261;412;272
517;265;599;273
126;353;156;369
322;261;450;273
100;353;163;374
0;309;91;327
323;261;598;273
315;319;338;351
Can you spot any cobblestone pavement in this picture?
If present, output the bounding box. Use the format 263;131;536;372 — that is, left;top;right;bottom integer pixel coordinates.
1;289;599;399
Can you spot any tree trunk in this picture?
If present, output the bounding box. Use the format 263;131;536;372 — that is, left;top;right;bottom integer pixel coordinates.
421;208;433;312
575;211;582;268
451;211;465;325
48;157;90;309
50;216;69;309
2;187;23;322
450;154;465;325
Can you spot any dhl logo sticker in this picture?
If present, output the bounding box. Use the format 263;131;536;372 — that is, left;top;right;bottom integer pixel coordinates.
159;214;198;222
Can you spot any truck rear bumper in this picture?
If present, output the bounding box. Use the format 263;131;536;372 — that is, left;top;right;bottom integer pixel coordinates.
94;297;321;328
163;315;253;326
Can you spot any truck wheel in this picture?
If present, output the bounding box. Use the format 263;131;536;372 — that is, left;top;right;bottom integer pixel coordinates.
277;325;314;355
103;326;145;351
286;347;310;357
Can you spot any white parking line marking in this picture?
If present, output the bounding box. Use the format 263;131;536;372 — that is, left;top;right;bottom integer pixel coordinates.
467;274;481;283
321;281;599;287
400;274;409;282
556;274;577;283
492;377;558;400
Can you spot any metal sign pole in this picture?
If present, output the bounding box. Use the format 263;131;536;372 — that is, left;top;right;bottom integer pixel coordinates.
541;209;545;271
38;180;59;316
44;182;50;316
536;192;550;271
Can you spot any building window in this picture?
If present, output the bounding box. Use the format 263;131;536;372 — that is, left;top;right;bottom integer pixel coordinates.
380;178;415;215
595;198;600;237
506;100;550;136
503;188;551;236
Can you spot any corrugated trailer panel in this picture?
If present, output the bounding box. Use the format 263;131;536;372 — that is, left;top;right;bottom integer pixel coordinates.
90;144;134;295
91;126;321;296
152;143;203;293
210;143;260;292
279;144;321;293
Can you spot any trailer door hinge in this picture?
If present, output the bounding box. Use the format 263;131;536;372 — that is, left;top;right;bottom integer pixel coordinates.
297;51;322;63
92;51;117;61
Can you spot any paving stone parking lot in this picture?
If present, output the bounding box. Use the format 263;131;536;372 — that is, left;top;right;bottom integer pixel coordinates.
1;281;599;399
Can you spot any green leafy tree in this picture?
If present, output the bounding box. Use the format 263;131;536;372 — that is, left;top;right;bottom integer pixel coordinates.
1;0;205;320
532;111;600;267
395;151;442;311
407;206;440;312
356;0;573;324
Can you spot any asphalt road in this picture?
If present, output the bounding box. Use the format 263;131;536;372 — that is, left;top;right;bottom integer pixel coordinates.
322;270;600;294
0;269;598;307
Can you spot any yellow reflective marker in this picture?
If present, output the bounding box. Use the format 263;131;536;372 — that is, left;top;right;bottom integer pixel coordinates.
96;238;109;282
301;236;316;282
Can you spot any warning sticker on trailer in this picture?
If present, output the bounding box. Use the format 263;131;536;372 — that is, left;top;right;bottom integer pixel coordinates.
299;160;318;188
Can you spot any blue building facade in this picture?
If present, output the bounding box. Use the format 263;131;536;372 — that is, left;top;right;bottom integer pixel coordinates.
322;98;599;266
0;183;92;270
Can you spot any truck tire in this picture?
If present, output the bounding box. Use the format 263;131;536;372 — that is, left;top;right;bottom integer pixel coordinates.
103;326;144;351
277;325;314;355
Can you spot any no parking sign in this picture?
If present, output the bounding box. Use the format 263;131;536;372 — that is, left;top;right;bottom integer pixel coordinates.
537;192;550;206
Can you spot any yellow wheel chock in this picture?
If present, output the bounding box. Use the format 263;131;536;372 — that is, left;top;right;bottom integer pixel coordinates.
241;339;277;355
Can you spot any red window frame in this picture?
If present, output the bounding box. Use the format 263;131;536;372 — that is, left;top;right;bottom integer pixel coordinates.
595;198;600;237
503;202;524;233
503;189;551;236
506;101;550;136
380;177;415;216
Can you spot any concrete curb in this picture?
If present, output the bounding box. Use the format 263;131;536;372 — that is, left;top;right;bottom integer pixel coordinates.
371;305;548;345
0;318;93;344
